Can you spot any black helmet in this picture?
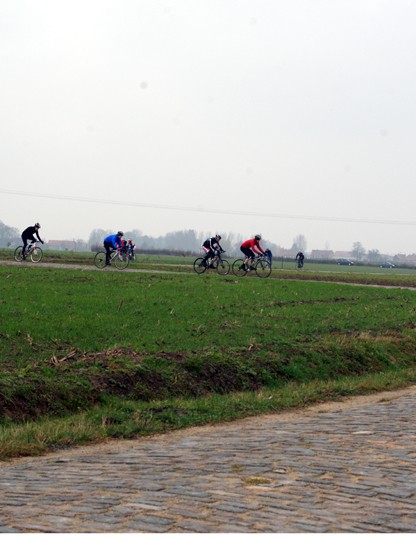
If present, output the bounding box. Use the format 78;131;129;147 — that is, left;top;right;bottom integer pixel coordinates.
117;231;124;236
254;234;261;240
215;234;222;240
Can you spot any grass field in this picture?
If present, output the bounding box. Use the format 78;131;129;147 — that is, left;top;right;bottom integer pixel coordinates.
0;259;415;459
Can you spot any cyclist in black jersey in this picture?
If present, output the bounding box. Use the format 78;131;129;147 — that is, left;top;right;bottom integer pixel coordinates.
21;223;44;260
202;234;224;267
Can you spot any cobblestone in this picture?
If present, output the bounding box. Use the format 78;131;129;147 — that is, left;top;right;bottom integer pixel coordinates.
0;386;415;533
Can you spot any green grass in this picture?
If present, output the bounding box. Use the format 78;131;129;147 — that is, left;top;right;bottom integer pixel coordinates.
0;263;415;460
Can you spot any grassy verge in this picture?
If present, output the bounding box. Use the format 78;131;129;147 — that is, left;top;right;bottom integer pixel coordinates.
2;367;415;460
0;265;415;460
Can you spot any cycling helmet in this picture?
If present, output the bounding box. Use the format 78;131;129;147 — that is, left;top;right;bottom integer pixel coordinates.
254;234;261;240
34;223;41;228
117;231;124;236
215;234;222;240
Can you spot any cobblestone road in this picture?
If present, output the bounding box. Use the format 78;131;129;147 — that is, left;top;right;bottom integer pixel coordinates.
1;387;415;533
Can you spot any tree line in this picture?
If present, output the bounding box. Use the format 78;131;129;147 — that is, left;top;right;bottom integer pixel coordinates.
88;228;283;257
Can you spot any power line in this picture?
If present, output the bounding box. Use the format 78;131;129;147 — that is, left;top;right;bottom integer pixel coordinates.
2;188;415;227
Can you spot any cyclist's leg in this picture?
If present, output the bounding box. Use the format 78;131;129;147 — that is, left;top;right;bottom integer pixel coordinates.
202;247;211;266
104;242;112;265
21;236;30;259
245;248;256;270
209;250;218;267
241;247;252;269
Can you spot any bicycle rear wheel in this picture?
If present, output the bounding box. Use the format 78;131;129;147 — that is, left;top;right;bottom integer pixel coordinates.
14;246;24;262
114;252;129;270
193;258;207;274
94;251;107;269
31;247;43;263
255;259;272;278
216;259;230;275
232;259;247;277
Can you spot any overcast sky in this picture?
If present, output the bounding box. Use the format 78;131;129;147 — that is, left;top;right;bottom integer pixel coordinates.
1;0;415;255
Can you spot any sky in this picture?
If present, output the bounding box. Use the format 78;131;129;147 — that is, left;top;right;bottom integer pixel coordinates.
1;0;415;255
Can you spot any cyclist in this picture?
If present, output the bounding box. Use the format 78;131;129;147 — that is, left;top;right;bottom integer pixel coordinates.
264;248;273;265
120;239;128;253
21;222;44;260
127;239;136;259
295;251;305;268
202;234;224;268
103;231;124;266
240;234;265;270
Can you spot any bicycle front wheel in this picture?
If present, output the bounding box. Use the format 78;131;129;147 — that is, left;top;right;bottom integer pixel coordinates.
94;251;107;269
232;259;247;277
30;247;43;263
193;258;207;274
255;259;272;278
14;246;24;262
216;259;230;276
114;252;129;270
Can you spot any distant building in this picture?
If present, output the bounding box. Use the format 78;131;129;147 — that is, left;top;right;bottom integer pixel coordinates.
334;251;353;259
310;249;334;260
47;240;84;251
274;247;298;258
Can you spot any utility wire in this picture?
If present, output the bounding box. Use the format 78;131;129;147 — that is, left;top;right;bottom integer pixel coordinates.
2;188;415;227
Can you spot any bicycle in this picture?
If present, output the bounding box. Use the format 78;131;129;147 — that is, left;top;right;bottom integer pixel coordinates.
121;247;136;262
296;259;304;269
232;253;272;278
14;241;43;263
193;251;230;275
94;249;130;270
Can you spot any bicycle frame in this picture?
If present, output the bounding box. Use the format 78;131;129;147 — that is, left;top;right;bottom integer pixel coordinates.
193;251;230;275
14;241;43;263
94;248;130;270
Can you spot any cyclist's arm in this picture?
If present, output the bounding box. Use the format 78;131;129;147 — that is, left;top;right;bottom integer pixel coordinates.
252;241;264;255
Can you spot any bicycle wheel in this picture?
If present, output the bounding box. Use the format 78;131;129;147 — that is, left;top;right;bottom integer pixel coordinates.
30;247;43;263
255;259;272;278
232;259;247;277
114;252;129;270
216;259;230;276
193;258;207;274
94;251;107;269
14;246;24;262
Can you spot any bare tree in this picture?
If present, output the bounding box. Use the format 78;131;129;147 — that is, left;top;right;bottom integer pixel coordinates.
351;241;365;261
292;234;307;252
368;249;381;263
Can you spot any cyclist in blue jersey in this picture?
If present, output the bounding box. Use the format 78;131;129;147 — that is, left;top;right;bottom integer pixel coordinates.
103;231;124;266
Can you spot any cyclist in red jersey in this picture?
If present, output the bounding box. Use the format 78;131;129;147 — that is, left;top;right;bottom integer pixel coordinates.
240;234;264;270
